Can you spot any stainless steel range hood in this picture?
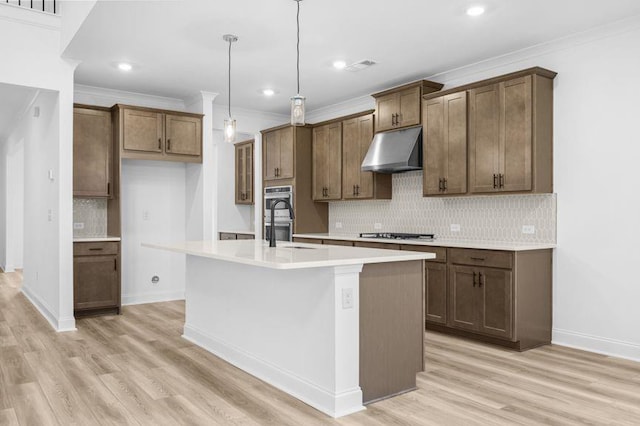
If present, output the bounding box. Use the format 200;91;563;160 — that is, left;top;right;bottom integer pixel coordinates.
361;125;422;173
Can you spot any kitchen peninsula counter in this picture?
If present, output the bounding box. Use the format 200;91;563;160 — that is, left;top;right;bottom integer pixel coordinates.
144;240;434;418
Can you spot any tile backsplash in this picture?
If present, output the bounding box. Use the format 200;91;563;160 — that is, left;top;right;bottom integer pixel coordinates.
73;198;108;237
329;171;556;243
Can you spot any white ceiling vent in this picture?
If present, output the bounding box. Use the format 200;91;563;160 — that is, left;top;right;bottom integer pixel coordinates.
345;59;377;72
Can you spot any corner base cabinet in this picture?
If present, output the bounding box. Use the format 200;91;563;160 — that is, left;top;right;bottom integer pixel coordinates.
73;242;121;317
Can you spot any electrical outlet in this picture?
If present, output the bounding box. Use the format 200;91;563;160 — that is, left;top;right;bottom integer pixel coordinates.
450;224;461;232
335;222;343;229
374;222;382;230
522;225;535;234
342;288;354;309
142;210;150;221
47;209;53;222
73;222;85;230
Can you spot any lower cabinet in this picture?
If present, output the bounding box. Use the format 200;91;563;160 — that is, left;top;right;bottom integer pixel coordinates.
73;242;121;316
219;232;255;240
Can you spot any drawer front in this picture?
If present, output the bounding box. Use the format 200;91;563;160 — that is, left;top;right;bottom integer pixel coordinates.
449;248;512;269
354;241;401;250
323;239;354;247
219;233;237;240
236;233;255;240
293;237;321;244
74;242;119;256
400;245;446;263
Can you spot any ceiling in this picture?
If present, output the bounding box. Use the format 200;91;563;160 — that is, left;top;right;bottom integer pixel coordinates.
66;0;640;115
0;83;38;140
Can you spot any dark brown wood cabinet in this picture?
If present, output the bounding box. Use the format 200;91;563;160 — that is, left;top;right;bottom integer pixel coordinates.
235;140;254;205
342;114;391;200
423;91;468;196
114;105;203;163
263;126;294;181
73;106;113;198
312;122;342;201
373;80;443;132
73;241;121;316
219;232;255;240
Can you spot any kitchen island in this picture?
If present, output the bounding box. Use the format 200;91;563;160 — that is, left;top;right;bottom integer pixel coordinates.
143;239;435;418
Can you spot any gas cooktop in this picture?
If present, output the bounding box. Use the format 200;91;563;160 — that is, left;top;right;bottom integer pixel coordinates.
359;232;435;240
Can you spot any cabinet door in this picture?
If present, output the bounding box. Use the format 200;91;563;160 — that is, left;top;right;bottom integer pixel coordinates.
469;84;500;193
123;109;163;153
423;97;446;195
312;125;327;200
278;127;294;179
500;76;532;192
243;144;254;203
312;123;341;200
375;93;397;132
448;265;478;331
235;144;245;204
73;108;112;197
478;268;513;339
444;92;468;194
165;114;202;157
398;86;421;128
356;114;375;198
74;255;119;310
425;262;447;325
341;117;360;199
263;130;279;181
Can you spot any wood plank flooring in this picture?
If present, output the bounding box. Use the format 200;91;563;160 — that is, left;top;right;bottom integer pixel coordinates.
1;270;640;425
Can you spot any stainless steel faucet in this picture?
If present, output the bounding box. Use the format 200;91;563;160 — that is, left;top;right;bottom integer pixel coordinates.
269;199;294;248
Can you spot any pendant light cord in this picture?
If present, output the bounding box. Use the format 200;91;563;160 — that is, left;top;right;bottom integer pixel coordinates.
296;0;300;95
228;39;232;117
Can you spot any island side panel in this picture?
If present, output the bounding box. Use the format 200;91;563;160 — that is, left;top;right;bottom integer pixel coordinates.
182;255;364;418
359;260;424;404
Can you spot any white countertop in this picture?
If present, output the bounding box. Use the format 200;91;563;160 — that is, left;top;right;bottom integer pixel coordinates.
293;233;556;251
73;236;121;242
143;240;435;270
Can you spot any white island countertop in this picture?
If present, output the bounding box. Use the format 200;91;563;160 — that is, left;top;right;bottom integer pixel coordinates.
293;233;556;251
143;239;434;270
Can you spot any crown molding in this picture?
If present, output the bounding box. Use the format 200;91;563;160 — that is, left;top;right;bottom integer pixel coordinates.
73;84;186;110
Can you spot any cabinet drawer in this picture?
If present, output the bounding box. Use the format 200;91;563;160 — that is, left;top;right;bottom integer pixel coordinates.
236;233;255;240
219;233;237;240
449;248;512;269
74;242;119;256
323;239;354;247
354;241;401;250
400;245;446;263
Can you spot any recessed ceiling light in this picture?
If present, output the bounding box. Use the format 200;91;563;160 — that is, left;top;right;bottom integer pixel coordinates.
118;62;132;71
262;89;275;96
333;60;347;70
466;5;485;16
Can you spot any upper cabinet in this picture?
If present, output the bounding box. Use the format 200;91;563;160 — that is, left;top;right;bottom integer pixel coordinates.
113;105;203;163
422;67;556;197
263;126;294;181
342;114;391;200
372;80;443;133
423;92;468;196
235;139;254;205
73;106;113;198
312;122;342;201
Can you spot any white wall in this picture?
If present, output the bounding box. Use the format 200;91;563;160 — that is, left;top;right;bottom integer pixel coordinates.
120;160;187;304
0;139;24;271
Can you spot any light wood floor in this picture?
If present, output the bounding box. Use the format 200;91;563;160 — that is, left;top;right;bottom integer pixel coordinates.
1;271;640;425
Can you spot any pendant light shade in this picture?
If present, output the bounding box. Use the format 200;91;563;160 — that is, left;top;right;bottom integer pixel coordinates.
223;34;238;143
291;0;305;126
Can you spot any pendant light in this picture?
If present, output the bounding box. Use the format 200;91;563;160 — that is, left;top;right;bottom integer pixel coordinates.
290;0;305;126
223;34;238;142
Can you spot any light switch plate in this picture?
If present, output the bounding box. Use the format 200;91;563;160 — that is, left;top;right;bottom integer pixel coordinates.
522;225;535;234
450;224;461;232
342;288;354;309
73;222;85;230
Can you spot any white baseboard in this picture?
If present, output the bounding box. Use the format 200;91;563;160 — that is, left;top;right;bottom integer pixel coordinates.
121;290;185;306
553;328;640;362
183;324;365;418
20;286;76;332
1;264;15;273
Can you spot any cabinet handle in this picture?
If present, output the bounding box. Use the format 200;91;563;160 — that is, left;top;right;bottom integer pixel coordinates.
353;185;356;196
88;248;103;251
438;178;442;191
114;258;117;271
493;174;498;189
473;272;477;287
107;182;111;196
356;185;360;196
479;273;484;288
397;113;402;124
470;257;485;261
167;139;171;151
499;174;504;188
158;138;162;150
392;113;397;126
443;178;447;191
